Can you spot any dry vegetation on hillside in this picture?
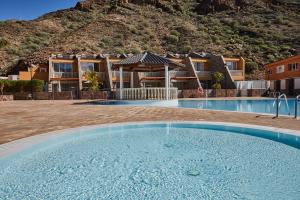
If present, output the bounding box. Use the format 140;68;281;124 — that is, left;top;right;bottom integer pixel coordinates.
0;0;299;79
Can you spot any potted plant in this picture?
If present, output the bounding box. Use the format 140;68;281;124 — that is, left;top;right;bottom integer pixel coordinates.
84;72;100;99
212;71;224;97
0;80;5;96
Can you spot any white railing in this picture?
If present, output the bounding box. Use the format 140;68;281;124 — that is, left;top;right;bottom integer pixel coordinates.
116;87;178;100
52;72;78;78
235;80;268;89
196;71;211;77
230;70;243;77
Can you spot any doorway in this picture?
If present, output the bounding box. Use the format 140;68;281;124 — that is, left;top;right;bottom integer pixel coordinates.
287;79;294;96
275;80;281;91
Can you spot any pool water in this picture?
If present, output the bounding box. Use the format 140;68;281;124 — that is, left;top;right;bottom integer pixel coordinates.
94;99;299;116
0;123;299;200
178;99;299;116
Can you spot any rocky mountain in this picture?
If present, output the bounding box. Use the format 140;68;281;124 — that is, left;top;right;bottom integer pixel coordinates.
0;0;299;79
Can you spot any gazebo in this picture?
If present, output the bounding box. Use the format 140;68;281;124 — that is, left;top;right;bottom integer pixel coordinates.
112;52;185;100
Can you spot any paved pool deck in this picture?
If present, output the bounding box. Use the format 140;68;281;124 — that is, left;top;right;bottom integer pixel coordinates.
0;100;299;144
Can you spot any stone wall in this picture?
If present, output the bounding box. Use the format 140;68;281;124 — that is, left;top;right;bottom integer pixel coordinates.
80;91;108;99
247;89;266;97
0;95;14;101
180;89;204;98
4;92;74;100
180;89;265;98
4;92;31;100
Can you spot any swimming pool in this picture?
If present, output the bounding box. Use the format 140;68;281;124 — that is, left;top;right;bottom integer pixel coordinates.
179;99;299;116
1;122;299;199
94;99;299;116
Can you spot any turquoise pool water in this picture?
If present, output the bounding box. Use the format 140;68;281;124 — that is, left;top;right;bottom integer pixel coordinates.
178;99;299;116
94;99;299;116
0;123;299;199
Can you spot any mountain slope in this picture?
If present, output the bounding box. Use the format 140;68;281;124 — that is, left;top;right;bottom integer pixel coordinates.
0;0;299;79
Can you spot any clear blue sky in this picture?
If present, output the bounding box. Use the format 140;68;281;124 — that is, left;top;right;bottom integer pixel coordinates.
0;0;80;21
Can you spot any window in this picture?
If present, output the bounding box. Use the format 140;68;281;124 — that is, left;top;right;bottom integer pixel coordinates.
276;65;284;74
268;69;272;75
53;63;73;72
81;62;95;72
288;63;299;71
225;61;237;70
193;62;205;71
39;68;47;73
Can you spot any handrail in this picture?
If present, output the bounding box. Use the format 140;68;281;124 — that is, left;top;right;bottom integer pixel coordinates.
272;92;281;107
275;93;290;118
295;95;300;119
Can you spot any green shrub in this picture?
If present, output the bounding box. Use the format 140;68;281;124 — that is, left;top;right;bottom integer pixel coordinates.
178;45;192;53
101;37;112;46
115;48;125;54
170;30;180;37
0;79;44;93
0;38;8;49
35;32;50;39
5;47;23;56
245;61;258;74
166;35;179;44
212;83;221;90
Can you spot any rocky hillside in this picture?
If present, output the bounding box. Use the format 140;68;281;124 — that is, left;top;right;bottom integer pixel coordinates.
0;0;299;79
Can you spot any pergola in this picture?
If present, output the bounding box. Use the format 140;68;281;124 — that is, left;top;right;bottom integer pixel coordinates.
112;52;185;100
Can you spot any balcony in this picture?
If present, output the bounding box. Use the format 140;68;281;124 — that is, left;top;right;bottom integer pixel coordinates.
196;71;212;79
52;72;79;79
229;70;243;77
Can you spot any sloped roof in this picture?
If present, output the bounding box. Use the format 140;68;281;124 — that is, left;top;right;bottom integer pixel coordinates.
115;52;185;67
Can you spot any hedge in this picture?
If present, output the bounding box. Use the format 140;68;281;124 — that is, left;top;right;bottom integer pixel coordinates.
0;79;44;93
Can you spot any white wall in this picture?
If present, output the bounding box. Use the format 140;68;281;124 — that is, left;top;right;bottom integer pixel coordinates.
270;81;274;90
295;78;300;89
280;80;286;90
234;80;267;89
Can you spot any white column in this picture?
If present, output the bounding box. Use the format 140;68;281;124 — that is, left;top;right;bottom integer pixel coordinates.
48;58;53;92
58;81;61;92
165;65;169;100
120;66;123;100
130;72;134;88
77;57;83;91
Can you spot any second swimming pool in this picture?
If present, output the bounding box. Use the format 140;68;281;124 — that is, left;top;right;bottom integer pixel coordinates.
94;99;299;116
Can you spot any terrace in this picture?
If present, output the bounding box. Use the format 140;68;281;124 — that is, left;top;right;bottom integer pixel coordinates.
0;100;299;145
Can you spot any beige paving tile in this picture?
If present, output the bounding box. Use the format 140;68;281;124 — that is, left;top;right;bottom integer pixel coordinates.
0;100;299;144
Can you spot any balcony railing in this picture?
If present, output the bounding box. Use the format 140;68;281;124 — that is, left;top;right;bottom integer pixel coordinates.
229;70;243;77
196;71;211;77
52;72;79;78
